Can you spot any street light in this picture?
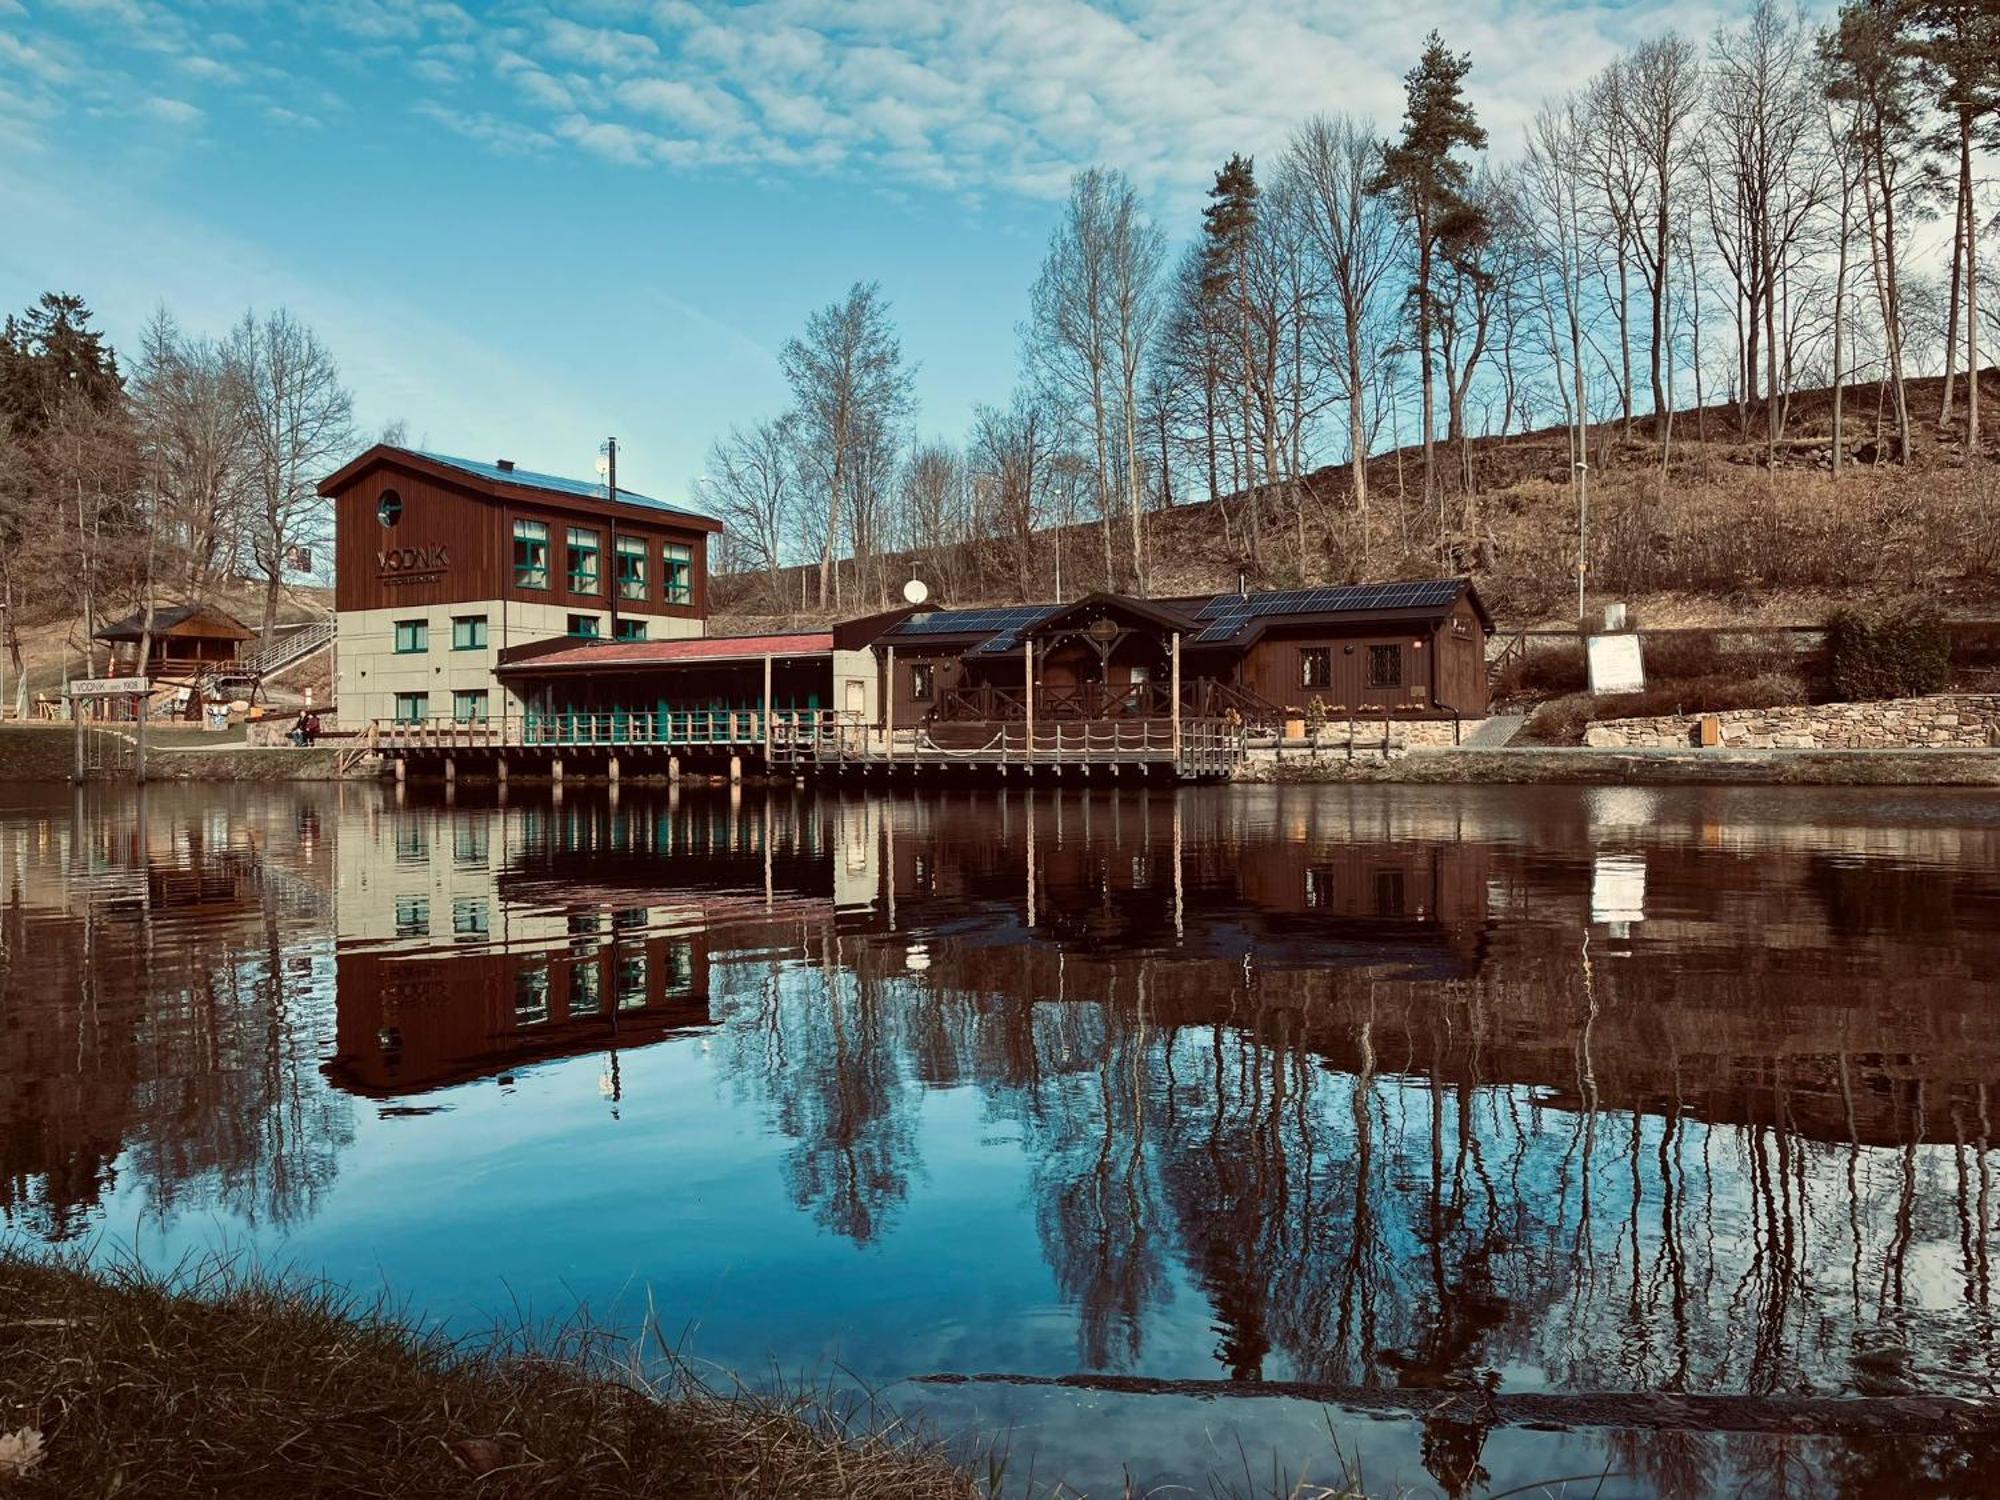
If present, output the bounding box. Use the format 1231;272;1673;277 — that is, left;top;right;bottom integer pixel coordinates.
1575;460;1590;623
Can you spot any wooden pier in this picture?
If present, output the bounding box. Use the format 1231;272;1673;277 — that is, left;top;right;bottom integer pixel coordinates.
361;710;1243;782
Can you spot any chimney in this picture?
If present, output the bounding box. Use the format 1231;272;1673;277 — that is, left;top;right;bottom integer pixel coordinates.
496;458;515;472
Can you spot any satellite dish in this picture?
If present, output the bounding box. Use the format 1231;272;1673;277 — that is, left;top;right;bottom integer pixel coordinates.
902;578;930;605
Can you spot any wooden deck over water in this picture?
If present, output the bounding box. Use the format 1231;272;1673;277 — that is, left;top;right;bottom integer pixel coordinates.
364;712;1243;781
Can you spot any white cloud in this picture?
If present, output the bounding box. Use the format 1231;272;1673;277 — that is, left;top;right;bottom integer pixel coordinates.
5;0;1766;210
541;17;659;71
141;95;202;124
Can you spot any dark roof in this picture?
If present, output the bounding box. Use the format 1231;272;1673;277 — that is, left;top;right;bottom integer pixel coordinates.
94;603;254;642
414;451;716;522
884;604;1064;650
318;445;720;529
869;580;1489;654
1189;580;1487;646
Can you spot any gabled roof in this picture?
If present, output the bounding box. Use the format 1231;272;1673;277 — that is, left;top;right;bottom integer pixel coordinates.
498;631;832;675
1187;579;1492;647
317;445;721;531
862;579;1490;654
94;603;255;642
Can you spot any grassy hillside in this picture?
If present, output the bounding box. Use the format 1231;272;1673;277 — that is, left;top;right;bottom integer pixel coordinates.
715;371;2000;632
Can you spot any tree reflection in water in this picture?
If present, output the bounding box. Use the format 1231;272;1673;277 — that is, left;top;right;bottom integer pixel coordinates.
0;788;349;1239
4;781;1998;1495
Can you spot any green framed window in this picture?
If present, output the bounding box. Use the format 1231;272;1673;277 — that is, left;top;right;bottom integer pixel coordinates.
615;535;648;601
452;688;489;721
570;960;603;1017
515;967;550;1026
394;895;429;938
566;527;600;593
662;543;692;605
393;692;429;723
451;614;487;650
513;518;549;589
614;618;647;642
392;618;427;653
452;897;489;940
566;614;600;639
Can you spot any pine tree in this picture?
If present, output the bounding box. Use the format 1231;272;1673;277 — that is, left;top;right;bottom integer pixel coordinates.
0;292;124;433
1368;32;1489;539
1200;154;1265;567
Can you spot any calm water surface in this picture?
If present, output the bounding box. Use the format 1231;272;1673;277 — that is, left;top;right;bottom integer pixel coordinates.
4;780;1999;1496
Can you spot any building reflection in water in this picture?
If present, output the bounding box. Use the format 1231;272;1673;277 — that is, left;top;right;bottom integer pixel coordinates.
5;781;1998;1495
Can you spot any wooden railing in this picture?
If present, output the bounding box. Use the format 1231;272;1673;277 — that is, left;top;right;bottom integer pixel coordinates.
771;716;1243;779
370;709;848;751
930;678;1279;724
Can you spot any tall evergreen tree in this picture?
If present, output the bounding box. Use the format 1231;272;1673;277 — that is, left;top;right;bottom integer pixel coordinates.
1368;32;1489;532
1200;154;1266;566
0;292;124;432
1906;0;2000;449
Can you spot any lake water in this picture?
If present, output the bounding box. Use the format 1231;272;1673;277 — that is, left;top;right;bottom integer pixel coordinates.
3;780;1998;1496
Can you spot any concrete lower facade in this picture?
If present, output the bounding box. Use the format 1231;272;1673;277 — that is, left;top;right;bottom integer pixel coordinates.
334;600;702;727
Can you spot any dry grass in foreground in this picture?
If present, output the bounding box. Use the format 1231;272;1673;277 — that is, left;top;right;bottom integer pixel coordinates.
0;1247;987;1499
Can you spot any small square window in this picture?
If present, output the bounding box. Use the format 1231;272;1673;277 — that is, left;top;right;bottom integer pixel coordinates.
452;897;489;939
393;619;428;653
1367;644;1402;689
452;689;489;721
393;692;429;723
567;614;601;638
614;618;647;642
451;615;487;650
1300;647;1330;690
910;663;934;701
394;895;429;937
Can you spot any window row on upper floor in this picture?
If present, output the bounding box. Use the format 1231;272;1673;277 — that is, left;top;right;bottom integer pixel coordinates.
510;520;694;604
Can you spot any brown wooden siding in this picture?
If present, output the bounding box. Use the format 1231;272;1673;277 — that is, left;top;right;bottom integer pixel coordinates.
332;462;709;620
1235;599;1489;717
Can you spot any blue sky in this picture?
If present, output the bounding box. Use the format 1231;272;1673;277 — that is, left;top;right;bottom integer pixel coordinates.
0;0;1724;505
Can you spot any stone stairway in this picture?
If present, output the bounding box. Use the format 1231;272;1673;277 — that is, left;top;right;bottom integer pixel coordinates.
1459;713;1527;748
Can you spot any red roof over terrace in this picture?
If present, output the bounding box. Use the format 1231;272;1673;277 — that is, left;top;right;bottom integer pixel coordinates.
497;632;834;675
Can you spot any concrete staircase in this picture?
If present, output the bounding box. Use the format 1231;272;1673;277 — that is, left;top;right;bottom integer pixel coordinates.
1460;713;1527;748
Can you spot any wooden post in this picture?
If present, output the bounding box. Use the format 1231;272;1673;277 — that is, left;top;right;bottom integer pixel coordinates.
608;755;620;783
1170;631;1182;765
728;753;742;784
496;756;508;786
72;698;83;782
444;757;456;785
1023;640;1034;766
551;756;563;785
762;653;774;768
669;755;681;783
885;645;896;762
394;755;407;784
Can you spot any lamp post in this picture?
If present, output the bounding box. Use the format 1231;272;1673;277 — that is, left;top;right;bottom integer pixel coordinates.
598;438;619;642
1575;459;1590;623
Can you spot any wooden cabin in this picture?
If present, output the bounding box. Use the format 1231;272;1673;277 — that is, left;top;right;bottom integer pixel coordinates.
94;603;254;680
867;580;1494;728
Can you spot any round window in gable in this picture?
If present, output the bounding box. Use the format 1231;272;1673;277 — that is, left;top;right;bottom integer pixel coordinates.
377;490;404;527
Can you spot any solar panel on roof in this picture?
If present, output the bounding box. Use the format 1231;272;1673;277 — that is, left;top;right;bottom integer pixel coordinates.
1185;580;1463;644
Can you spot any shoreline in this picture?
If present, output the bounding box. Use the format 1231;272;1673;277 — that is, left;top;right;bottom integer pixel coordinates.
6;725;1999;787
0;1247;982;1499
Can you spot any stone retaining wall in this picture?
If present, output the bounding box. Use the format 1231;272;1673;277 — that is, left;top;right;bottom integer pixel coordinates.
1582;694;2000;750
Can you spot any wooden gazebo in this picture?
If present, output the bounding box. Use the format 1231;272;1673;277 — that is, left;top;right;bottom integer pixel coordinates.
93;603;254;681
